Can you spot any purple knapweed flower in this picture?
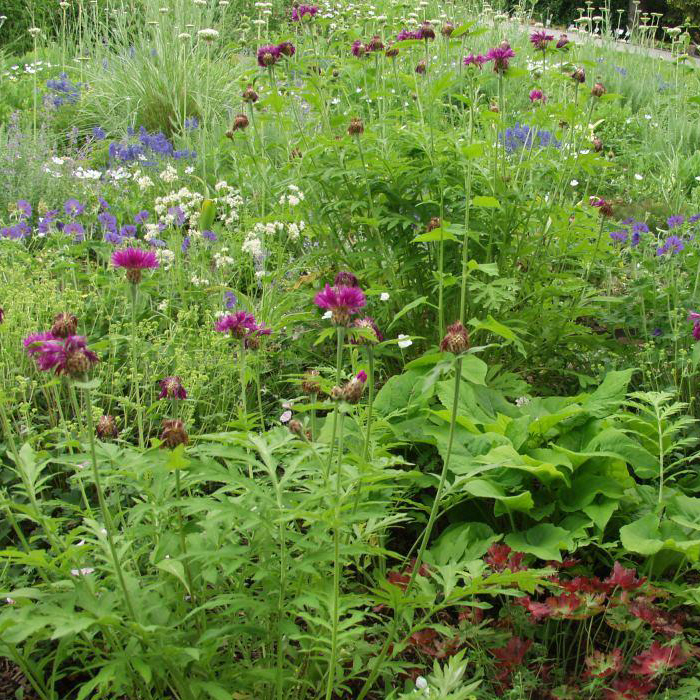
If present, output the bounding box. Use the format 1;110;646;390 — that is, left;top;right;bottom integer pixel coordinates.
356;370;368;383
486;45;515;72
215;311;257;338
689;312;700;340
314;283;366;325
529;89;545;102
257;44;281;67
277;41;296;57
245;323;272;350
667;215;685;229
530;30;554;51
159;376;187;400
463;53;488;68
291;4;318;21
556;34;570;49
36;335;99;377
24;331;57;357
351;39;366;57
112;247;159;284
396;28;421;41
334;271;359;287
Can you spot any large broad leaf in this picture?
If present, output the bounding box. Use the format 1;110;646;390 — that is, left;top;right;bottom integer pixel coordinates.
505;524;575;562
559;470;626;511
666;494;700;531
584;428;657;479
582;369;634;417
476;444;568;485
373;369;432;417
430;522;498;565
620;513;700;560
460;478;534;513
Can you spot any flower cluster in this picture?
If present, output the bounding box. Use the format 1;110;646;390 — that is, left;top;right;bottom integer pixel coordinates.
24;331;98;378
529;29;554;51
314;282;366;325
215;311;271;348
500;123;561;153
44;73;82;108
257;41;296;67
291;4;318;21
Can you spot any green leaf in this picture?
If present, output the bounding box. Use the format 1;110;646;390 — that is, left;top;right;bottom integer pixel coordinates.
460;142;485;159
462;478;534;512
412;228;458;243
156;558;190;593
166;443;190;471
505;524;575;562
195;682;235;700
471;195;501;208
583;369;634;417
388;296;431;330
200;199;216;231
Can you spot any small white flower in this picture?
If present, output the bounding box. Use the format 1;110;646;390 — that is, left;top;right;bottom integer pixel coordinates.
5;597;16;605
280;410;292;423
28;27;41;37
634;173;643;181
380;292;390;301
397;334;412;349
644;114;652;120
515;396;531;407
100;528;107;535
71;567;95;577
570;179;578;187
198;28;220;41
322;310;333;320
415;676;428;690
695;176;700;182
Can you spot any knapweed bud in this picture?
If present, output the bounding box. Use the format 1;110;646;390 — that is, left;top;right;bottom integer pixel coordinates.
51;312;78;339
278;41;296;57
427;217;441;231
489;101;500;113
301;369;322;395
288;419;304;436
334;270;359;287
415;60;426;74
348;117;364;136
65;348;93;376
368;34;384;51
385;46;399;58
571;67;586;83
556;34;569;49
420;22;436;40
0;307;4;324
500;40;511;50
242;85;259;103
591;81;606;97
441;22;454;37
590;197;614;218
232;114;249;131
592;137;603;152
342;371;368;404
440;321;470;354
96;414;118;440
160;419;189;448
352;317;383;345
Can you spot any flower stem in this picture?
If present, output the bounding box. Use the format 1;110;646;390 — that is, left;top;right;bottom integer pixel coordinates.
362;346;375;461
84;388;138;620
239;337;248;422
129;284;144;448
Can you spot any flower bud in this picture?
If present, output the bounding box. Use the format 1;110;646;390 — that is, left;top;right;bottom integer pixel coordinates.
571;67;586;83
440;321;470;354
348;117;364;136
592;137;603;152
385;46;399;58
51;312;78;339
368;34;384;51
415;60;426;74
591;81;606;97
242;85;259;103
441;22;454;37
301;369;322;395
351;317;383;345
160;419;189;448
232;114;249;131
96;414;118;440
427;217;441;231
334;271;359;287
288;419;304;436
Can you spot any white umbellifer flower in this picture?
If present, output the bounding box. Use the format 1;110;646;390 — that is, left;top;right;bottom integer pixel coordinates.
198;28;220;42
397;334;412;348
634;173;643;180
570;179;578;187
515;396;531;407
242;235;263;257
158;299;168;311
644;114;652;120
137;175;154;190
185;165;194;174
28;27;41;37
194;0;207;5
159;165;178;183
380;292;390;301
59;1;70;8
219;0;230;5
213;252;234;268
695;176;700;182
178;32;192;40
71;568;95;577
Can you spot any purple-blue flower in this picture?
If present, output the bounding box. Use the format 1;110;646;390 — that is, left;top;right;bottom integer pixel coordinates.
16;200;32;220
225;291;237;309
64;198;84;218
657;235;685;255
667;215;685;229
202;230;217;242
134;210;149;224
92;126;107;140
64;221;85;241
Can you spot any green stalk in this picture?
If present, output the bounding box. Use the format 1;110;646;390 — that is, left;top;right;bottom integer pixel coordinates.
324;326;346;481
362;346;375;461
239;337;248;422
129;283;145;448
84;388;138;620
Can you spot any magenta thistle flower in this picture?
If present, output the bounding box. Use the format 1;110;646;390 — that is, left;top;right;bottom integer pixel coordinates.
529;89;546;103
463;53;488;68
24;331;56;356
277;41;296;57
351;39;366;57
245;323;272;350
530;30;554;51
556;34;570;49
159;376;187;400
36;335;99;377
314;284;366;325
486;45;515;72
215;311;257;339
257;44;280;67
111;247;159;284
351;316;383;344
356;370;368;383
291;4;318;21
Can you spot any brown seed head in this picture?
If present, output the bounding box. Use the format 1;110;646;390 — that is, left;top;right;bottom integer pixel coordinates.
288;419;304;436
160;419;189;449
441;22;454;37
591;81;606;97
348;117;364;136
51;312;78;338
592;137;603;152
368;34;384;51
415;60;426;74
96;414;118;440
440;321;471;354
385;46;399;58
242;85;259;103
232;114;249;131
301;369;322;395
571;67;586;83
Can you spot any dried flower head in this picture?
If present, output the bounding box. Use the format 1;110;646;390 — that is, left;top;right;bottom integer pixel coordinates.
288;419;304;435
333;371;367;403
242;85;259;103
159;376;187;400
415;60;426;74
277;41;296;57
418;22;435;40
440;321;470;354
301;369;322;395
592;136;603;152
591;81;606;97
441;22;454;37
160;419;189;448
351;39;366;57
334;271;359;287
385;45;399;58
427;217;441;231
556;34;570;49
50;312;78;339
348;117;364;136
232;114;249;131
571;67;586;83
367;34;384;51
245;324;271;350
96;414;119;440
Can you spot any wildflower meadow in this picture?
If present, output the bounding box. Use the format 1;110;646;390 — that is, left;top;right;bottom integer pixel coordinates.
2;0;700;698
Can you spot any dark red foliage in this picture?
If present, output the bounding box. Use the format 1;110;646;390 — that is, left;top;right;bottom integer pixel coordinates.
515;595;552;621
584;648;623;679
628;598;683;637
484;544;527;572
491;636;532;666
603;677;654;700
604;562;646;593
408;628;460;659
386;559;429;591
560;576;606;594
630;641;689;676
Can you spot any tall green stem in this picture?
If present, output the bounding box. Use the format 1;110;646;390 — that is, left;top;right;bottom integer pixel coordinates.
239;337;248;421
84;388;138;620
362;346;375;461
129;284;144;448
324;327;345;481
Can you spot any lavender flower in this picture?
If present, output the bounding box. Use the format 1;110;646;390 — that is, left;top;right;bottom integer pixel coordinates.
202;230;217;242
610;230;628;244
159;376;187;400
657;235;684;255
314;284;366;325
92;126;107;140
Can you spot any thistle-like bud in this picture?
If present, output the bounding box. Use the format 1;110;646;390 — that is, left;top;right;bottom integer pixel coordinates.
301;369;322;395
591;81;606;97
51;312;78;339
415;60;426;74
334;270;359;287
65;349;92;376
441;22;454;37
427;217;441;231
126;268;143;285
342;371;367;404
420;22;435;40
351;317;383;345
571;67;586;83
500;40;511;50
348;117;364;136
489;101;499;113
96;414;118;440
278;41;296;57
232;114;249;131
0;307;4;324
160;419;189;448
385;46;399;58
288;419;304;436
242;85;259;103
368;34;384;51
592;137;603;152
440;321;470;354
